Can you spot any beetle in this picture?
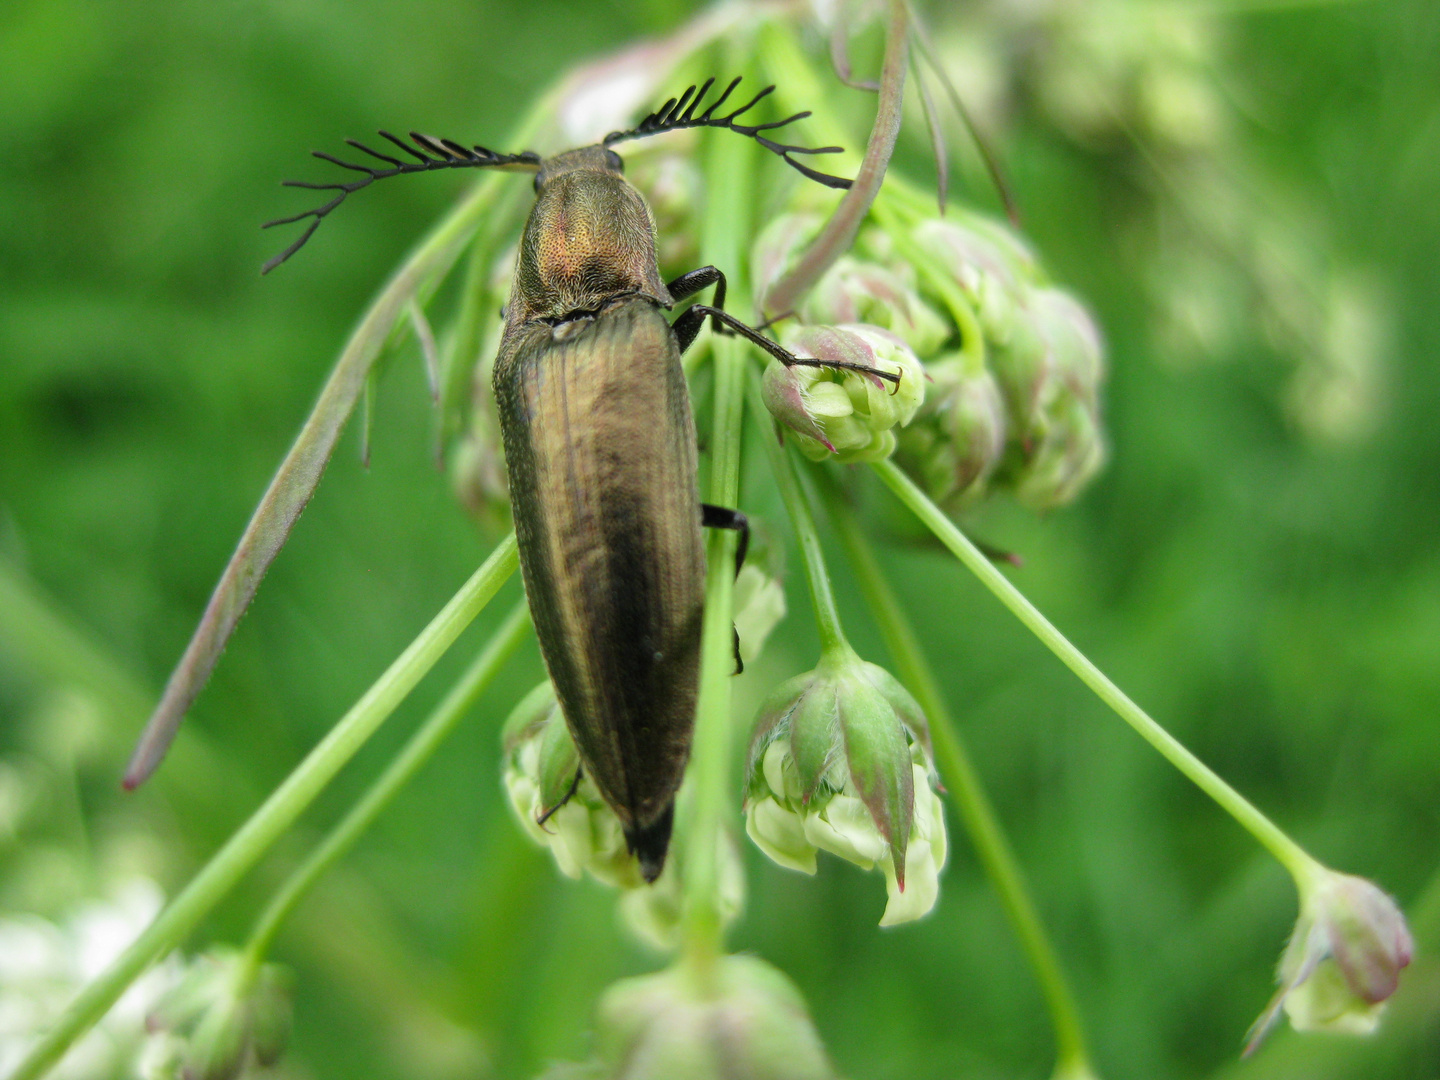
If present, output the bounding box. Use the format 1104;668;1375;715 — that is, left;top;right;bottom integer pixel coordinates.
128;77;897;881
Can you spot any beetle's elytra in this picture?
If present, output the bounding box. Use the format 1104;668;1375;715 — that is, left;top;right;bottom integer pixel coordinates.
496;294;704;876
127;77;899;881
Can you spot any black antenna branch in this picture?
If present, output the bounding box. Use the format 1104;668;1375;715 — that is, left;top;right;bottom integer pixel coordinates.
603;77;853;191
261;133;541;273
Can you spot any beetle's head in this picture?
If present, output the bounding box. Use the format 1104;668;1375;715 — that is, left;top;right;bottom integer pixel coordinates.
534;145;625;192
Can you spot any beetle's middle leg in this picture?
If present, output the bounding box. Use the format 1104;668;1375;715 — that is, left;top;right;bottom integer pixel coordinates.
701;503;749;675
701;504;749;579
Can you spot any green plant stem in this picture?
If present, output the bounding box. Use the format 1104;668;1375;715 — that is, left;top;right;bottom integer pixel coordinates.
746;378;850;658
8;534;519;1080
239;599;532;981
871;460;1325;886
681;108;754;983
813;467;1092;1076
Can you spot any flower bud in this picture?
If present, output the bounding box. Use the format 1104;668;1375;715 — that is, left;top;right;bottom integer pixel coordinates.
911;214;1040;346
146;949;292;1080
501;682;643;889
763;325;925;464
802;256;951;358
501;684;745;942
593;955;837;1080
626;141;702;273
452;398;512;529
1007;288;1107;510
1247;870;1413;1053
732;562;787;669
750;212;824;308
743;652;946;926
894;356;1008;510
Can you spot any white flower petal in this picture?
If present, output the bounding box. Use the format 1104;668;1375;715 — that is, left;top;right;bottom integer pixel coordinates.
879;838;940;927
803;795;886;868
805;380;855;419
761;740;791;806
547;801;593;880
746;798;817;875
1282;960;1385;1035
912;765;948;872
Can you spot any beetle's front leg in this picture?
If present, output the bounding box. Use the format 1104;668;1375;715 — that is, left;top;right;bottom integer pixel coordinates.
683;304;902;388
668;265;733;349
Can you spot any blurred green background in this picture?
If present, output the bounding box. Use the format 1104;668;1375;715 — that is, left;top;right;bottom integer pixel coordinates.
2;1;1438;1078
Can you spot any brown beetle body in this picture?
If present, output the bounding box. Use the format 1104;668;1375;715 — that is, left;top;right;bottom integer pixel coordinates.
492;147;704;879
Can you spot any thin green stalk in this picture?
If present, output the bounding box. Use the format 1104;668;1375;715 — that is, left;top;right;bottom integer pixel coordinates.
746;376;850;658
813;468;1092;1076
871;460;1325;887
240;600;532;977
761;0;909;316
680;108;754;980
8;534;518;1080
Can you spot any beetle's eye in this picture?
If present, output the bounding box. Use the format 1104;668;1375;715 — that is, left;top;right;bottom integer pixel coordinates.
605;149;624;174
533;172;544;193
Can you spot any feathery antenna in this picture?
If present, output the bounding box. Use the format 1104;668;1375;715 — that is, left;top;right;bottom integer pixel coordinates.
603;77;853;190
261;133;541;273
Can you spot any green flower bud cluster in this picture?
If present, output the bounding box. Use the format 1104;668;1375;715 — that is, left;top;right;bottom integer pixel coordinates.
501;681;743;949
452;242;524;529
743;651;946;926
585;955;837;1080
145;949;291;1080
750;202;1105;510
901;214;1106;511
624;134;704;277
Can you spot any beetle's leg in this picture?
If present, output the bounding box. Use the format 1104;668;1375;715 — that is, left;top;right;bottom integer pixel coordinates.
535;766;583;828
667;265;735;341
668;265;725;304
701;504;749;675
701;504;749;579
685;305;902;387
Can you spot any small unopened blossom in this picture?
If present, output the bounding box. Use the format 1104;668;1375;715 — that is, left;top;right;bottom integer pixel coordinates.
502;682;643;889
1008;287;1107;510
750;212;824;306
732;562;787;668
146;948;292;1080
592;955;837;1080
625;140;702;272
743;652;946;926
763;325;924;464
895;356;1008;510
452;403;511;528
1247;870;1413;1052
911;214;1040;347
802;256;951;357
